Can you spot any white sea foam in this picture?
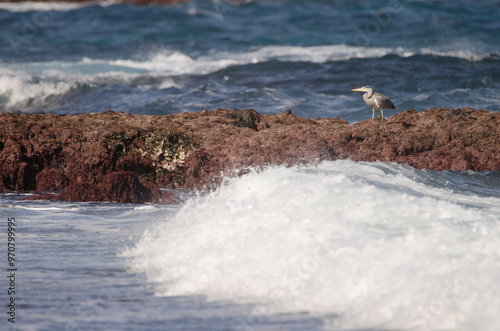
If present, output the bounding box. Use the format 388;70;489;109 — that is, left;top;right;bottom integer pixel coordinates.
0;1;116;13
83;45;400;75
420;47;496;62
125;160;500;330
6;44;492;79
0;68;75;111
85;45;495;76
1;44;495;112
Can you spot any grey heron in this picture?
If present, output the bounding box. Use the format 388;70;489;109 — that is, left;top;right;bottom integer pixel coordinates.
352;86;395;127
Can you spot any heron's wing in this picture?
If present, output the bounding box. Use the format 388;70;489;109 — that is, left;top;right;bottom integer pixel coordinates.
373;93;395;109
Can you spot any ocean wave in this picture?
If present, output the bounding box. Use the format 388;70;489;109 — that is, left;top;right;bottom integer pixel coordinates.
5;44;496;78
0;68;96;112
0;66;183;113
125;160;500;330
419;47;500;62
104;45;499;75
43;44;500;76
0;68;72;111
1;44;497;113
80;45;404;75
0;0;116;13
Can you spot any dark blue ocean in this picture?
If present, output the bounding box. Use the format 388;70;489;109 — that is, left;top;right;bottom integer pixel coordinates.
1;0;499;120
1;1;500;330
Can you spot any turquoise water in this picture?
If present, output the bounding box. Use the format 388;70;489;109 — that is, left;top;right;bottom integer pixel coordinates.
2;1;500;330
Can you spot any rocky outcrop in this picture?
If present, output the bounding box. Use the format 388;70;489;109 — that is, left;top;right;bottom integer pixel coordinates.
57;171;152;203
2;107;499;203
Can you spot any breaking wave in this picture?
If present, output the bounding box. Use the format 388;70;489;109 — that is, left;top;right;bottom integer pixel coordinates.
2;44;497;113
0;1;116;13
125;160;500;330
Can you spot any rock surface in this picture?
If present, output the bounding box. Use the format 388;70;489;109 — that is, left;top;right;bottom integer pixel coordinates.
2;107;499;203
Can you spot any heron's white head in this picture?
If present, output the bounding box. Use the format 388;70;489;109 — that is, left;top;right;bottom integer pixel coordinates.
352;86;373;93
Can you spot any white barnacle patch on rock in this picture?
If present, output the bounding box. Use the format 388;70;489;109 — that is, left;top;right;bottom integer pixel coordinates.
141;131;198;171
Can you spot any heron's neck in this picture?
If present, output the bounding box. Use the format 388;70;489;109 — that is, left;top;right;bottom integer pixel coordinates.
365;90;373;98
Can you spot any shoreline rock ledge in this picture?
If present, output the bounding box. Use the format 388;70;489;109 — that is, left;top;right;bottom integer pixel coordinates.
1;107;499;203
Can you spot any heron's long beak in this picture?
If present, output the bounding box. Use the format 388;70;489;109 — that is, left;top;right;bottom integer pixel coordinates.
352;88;362;91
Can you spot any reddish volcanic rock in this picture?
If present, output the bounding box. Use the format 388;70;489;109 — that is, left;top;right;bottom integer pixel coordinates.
35;167;69;191
138;178;182;204
58;171;155;203
1;107;500;203
20;193;58;201
0;180;7;192
158;191;183;205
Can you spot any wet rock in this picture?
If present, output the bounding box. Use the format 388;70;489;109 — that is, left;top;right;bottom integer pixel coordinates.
0;180;7;192
58;182;102;202
1;107;499;203
35;167;68;191
225;108;262;131
20;193;59;201
158;191;183;205
58;172;154;204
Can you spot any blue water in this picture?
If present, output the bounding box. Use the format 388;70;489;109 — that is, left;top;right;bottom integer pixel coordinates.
3;161;500;330
1;0;499;121
1;1;500;330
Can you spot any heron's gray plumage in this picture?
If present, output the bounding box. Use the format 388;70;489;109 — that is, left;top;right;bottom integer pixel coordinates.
352;86;395;128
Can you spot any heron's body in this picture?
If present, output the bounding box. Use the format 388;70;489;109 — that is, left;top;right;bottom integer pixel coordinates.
352;86;395;128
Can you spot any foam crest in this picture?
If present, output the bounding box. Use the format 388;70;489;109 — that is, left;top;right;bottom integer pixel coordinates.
420;47;498;62
51;44;498;78
0;45;398;111
0;1;115;12
0;68;74;111
218;44;397;64
121;45;492;76
2;44;494;112
90;45;400;75
125;160;500;330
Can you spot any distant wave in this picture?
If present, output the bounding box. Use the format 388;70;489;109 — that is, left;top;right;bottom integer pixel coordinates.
60;45;500;75
419;47;500;62
1;44;497;113
0;1;117;12
0;68;92;112
4;44;497;76
96;45;497;74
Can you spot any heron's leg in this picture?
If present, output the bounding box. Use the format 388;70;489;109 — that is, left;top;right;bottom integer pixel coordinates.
372;108;375;119
380;109;385;130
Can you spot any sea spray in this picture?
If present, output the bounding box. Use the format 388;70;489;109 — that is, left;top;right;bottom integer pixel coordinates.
126;160;500;330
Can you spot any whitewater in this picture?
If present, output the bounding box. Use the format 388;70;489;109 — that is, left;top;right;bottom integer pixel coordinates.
4;160;500;330
1;45;499;115
124;161;500;330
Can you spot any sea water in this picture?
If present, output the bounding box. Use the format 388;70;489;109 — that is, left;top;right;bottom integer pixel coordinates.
3;161;500;330
125;161;500;330
1;0;499;120
1;1;500;330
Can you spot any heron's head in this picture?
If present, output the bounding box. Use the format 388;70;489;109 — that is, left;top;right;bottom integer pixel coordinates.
352;86;373;93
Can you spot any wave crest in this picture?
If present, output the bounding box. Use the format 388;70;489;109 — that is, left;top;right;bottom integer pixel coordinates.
125;161;500;330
